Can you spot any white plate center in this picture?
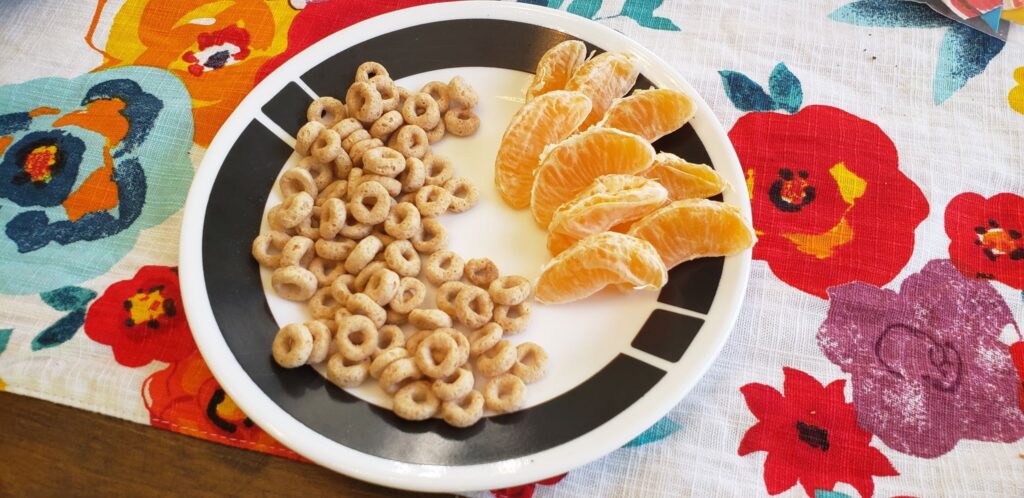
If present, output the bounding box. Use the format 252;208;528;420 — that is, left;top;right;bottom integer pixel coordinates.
260;67;659;412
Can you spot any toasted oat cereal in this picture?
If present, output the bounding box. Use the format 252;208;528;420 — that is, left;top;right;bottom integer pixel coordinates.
346;81;384;123
447;76;478;109
423;250;464;285
389;276;426;314
335;314;378;362
414;185;451;217
464;258;499;287
411;218;447;254
252;231;290;268
483;374;526;413
493;302;531;334
384;239;421;277
255;61;544;427
305;320;333;364
272;323;313;368
401;92;441;130
453;285;493;329
408;308;452;330
435;281;466;316
477;339;516;377
295;121;325;156
468;323;503;357
432;367;474;402
370;347;408;379
419;81;451;113
379;357;422;394
488;276;531;305
443;108;480;137
414;331;462;379
393;380;440;420
440;390;484;428
511;342;547;383
307;96;346;127
271;265;318;301
326;353;369;388
388;125;430;159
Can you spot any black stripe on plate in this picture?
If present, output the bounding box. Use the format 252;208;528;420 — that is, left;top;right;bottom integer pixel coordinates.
299;19;661;106
266;354;664;465
658;257;724;314
204;18;722;466
631;309;704;362
261;82;313;136
202;121;290;358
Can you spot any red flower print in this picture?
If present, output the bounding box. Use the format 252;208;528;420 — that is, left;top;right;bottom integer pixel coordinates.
944;192;1024;289
255;0;452;82
1012;342;1024;414
182;25;252;77
84;266;195;367
731;105;929;298
491;473;567;498
739;368;898;498
143;349;299;460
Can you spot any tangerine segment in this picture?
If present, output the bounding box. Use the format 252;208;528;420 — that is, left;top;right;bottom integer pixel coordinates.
547;175;668;255
526;40;588;102
530;128;655;228
546;231;579;256
642;152;726;200
565;51;641;129
535;232;668;304
596;88;694;142
628;199;756;269
494;90;592;209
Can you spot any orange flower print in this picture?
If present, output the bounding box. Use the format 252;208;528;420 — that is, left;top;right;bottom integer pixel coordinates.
93;0;299;146
143;349;300;460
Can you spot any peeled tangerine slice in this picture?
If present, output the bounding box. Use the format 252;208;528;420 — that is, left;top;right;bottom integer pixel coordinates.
494;90;592;209
530;127;655;228
628;199;756;270
535;232;668;304
596;88;694;142
547;175;668;255
642;152;726;201
565;51;642;129
526;40;588;102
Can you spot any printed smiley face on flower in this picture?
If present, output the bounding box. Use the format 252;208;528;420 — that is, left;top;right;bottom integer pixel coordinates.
721;63;929;298
100;0;299;146
0;67;193;295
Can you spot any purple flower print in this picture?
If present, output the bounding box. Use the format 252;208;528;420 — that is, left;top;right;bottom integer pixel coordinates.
817;259;1024;458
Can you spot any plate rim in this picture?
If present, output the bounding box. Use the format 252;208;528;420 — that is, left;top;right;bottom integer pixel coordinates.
179;1;752;492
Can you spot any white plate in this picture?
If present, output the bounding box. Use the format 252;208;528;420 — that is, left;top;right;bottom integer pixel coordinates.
179;1;751;492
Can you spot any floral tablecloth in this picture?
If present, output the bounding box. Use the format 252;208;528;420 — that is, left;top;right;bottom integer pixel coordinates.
1;0;1022;496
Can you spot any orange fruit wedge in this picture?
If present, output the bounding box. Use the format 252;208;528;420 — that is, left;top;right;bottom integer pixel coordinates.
642;152;726;200
565;51;642;129
530;127;655;228
494;90;592;209
547;175;668;255
535;232;668;304
628;199;756;269
596;88;694;142
526;40;588;102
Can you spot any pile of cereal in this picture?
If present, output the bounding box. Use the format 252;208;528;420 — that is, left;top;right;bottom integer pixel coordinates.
252;61;547;428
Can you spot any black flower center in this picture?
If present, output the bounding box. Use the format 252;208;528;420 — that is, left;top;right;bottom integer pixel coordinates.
768;168;815;213
972;218;1024;263
206;388;252;433
796;421;829;451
